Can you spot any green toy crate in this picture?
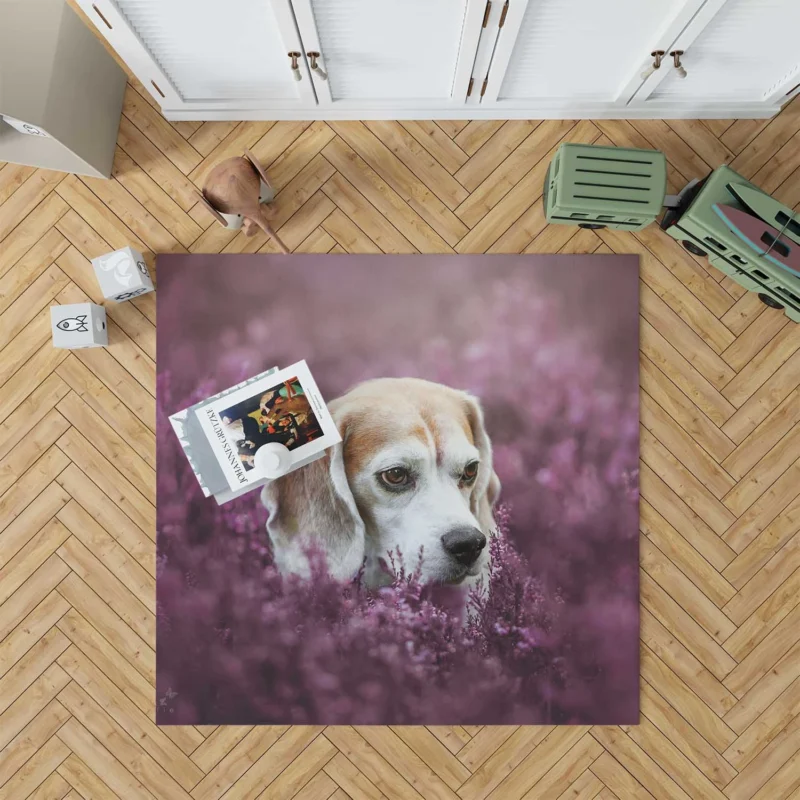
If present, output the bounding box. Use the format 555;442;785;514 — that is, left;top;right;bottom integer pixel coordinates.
544;143;667;231
660;164;800;323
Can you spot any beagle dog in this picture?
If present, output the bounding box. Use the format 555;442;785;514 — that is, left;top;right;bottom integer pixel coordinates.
261;378;501;587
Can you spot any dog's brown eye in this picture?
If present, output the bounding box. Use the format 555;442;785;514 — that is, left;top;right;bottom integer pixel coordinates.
379;467;410;488
462;461;479;482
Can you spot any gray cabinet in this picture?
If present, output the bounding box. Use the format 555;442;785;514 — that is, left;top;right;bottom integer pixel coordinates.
0;0;126;178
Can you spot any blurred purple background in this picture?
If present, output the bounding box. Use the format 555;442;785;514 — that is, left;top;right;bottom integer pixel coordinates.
156;254;640;725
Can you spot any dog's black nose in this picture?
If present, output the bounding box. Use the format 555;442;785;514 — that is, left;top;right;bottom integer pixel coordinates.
441;527;487;567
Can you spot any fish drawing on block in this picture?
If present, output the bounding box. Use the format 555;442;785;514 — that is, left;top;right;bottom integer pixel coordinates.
712;204;800;277
57;315;89;332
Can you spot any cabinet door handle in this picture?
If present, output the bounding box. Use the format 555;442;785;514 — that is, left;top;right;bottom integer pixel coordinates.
641;50;665;80
288;51;302;81
92;4;113;29
670;50;687;79
307;52;328;81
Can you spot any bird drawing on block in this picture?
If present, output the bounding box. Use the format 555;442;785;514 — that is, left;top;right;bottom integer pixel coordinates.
198;149;290;254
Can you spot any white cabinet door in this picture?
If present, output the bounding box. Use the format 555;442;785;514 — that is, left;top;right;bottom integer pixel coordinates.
75;0;316;113
632;0;800;110
479;0;707;111
289;0;486;110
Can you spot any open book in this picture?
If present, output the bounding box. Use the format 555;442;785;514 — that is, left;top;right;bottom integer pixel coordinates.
169;360;340;504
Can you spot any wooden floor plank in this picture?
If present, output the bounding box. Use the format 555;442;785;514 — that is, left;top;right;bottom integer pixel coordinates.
641;535;736;643
56;680;196;799
457;727;550;800
57;752;123;800
401;121;470;175
111;148;203;249
634;226;737;320
186;122;239;158
0;193;69;279
488;727;594;800
364;120;469;210
456;121;595;245
723;539;800;639
322;751;385;800
724;643;800;734
722;460;800;553
722;350;800;446
640;320;736;428
589;751;655;800
0;228;68;317
723;388;800;477
55;463;154;574
323;133;457;251
454;121;506;156
0;170;66;243
639;356;736;464
56;716;157;800
641;394;736;500
641;647;736;752
0;163;36;206
0;591;70;687
56;573;155;684
121;84;202;176
724;676;800;772
223;726;327;800
189;726;288;800
640;681;737;790
116;116;201;212
0;698;71;789
639;462;736;572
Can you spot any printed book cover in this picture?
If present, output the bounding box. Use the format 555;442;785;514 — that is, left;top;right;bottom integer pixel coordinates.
169;360;340;503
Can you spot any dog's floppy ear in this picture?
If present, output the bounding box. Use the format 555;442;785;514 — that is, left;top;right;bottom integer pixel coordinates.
260;410;365;580
463;393;501;535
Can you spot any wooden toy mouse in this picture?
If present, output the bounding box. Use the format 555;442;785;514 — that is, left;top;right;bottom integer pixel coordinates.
198;149;289;254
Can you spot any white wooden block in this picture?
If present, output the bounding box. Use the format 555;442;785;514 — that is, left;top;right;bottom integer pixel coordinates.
51;303;108;348
91;246;154;301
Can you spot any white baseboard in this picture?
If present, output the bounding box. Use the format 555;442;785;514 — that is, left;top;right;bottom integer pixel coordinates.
163;103;780;122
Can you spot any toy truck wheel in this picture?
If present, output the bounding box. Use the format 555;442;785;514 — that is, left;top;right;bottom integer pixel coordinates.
578;223;606;230
758;293;784;310
682;240;707;257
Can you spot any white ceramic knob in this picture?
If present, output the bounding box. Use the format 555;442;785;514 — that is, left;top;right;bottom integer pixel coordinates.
308;53;328;81
640;64;656;80
670;51;687;80
255;442;292;478
289;52;302;81
641;51;664;81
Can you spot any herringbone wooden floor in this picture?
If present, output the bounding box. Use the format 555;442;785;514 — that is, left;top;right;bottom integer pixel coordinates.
2;66;800;799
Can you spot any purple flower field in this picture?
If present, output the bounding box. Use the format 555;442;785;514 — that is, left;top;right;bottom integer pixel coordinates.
156;254;640;725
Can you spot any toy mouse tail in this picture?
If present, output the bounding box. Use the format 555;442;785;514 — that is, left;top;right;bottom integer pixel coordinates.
255;214;290;254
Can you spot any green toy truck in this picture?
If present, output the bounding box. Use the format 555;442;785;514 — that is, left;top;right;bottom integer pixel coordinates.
659;165;800;323
544;142;800;322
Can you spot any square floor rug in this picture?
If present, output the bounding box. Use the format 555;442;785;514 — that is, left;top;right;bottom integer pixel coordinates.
156;253;639;725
